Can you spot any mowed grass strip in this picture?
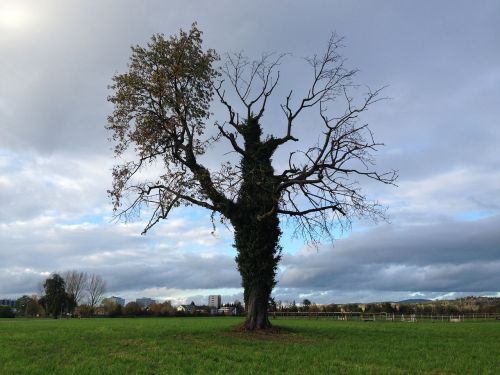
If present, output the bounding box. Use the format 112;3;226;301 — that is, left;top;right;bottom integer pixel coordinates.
0;317;498;374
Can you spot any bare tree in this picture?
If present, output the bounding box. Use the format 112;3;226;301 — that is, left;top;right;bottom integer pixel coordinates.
107;25;397;330
87;274;106;308
36;281;44;298
63;270;88;305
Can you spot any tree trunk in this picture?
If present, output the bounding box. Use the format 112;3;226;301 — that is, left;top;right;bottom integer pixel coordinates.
231;116;282;331
233;218;280;331
245;286;272;330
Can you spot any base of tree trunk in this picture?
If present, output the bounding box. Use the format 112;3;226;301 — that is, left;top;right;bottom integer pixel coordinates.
242;311;272;331
243;287;274;330
235;322;282;334
242;320;272;331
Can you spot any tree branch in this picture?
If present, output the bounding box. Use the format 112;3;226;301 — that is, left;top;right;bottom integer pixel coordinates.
277;205;345;216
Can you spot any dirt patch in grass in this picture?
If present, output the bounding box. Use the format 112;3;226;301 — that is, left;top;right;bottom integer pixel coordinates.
219;324;317;344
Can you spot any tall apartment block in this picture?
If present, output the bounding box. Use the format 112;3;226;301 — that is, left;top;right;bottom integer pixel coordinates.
208;295;221;308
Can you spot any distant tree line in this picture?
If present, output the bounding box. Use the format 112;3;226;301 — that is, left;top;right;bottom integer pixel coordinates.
269;298;340;313
98;301;244;318
3;271;107;319
5;277;499;319
96;300;176;318
268;298;500;314
2;268;247;319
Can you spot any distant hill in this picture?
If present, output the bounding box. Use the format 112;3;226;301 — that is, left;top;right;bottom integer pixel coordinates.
397;299;431;303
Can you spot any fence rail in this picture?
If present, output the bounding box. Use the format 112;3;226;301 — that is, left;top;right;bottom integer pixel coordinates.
270;311;500;321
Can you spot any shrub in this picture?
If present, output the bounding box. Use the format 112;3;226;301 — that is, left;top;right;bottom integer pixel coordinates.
78;304;95;318
0;306;15;318
123;302;143;316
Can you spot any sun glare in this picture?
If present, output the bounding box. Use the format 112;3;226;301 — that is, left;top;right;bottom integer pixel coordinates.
0;4;33;30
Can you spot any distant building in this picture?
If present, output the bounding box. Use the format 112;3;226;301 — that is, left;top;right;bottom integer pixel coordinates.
218;306;238;315
176;301;196;314
0;299;16;308
105;296;125;307
136;297;155;308
208;295;221;309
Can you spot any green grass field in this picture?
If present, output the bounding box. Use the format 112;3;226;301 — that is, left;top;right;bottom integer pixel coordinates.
0;317;498;374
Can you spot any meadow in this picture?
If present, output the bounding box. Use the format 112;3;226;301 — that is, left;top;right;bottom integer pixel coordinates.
0;317;498;374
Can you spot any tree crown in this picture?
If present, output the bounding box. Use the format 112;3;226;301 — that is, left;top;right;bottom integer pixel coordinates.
107;24;397;242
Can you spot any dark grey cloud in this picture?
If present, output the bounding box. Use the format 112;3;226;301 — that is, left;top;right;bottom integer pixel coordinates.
2;1;499;159
100;254;239;292
280;215;500;293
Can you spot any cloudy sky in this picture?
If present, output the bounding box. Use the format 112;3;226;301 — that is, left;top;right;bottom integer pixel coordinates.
1;0;499;305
